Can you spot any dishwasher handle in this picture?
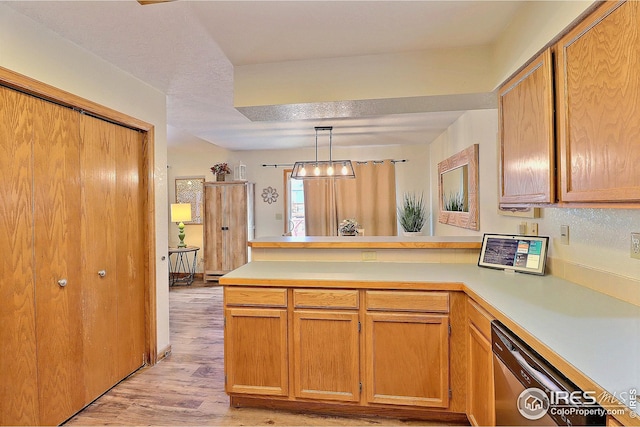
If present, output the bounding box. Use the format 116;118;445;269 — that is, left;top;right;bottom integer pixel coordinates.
510;345;561;392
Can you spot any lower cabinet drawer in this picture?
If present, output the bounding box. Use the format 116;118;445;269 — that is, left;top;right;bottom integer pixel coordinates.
225;287;287;307
366;290;449;313
293;289;358;309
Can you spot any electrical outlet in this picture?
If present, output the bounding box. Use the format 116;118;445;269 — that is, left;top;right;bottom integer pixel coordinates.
518;222;527;235
529;223;539;236
560;225;569;245
362;251;377;261
631;233;640;260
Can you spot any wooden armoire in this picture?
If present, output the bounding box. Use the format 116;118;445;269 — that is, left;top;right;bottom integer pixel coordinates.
203;181;254;281
0;68;154;426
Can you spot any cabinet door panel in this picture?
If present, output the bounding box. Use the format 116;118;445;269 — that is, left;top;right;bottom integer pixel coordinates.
33;98;85;425
365;312;449;408
225;308;288;396
0;86;39;425
204;184;224;273
293;310;360;402
114;125;146;378
225;184;248;271
80;114;119;402
499;48;555;205
467;323;494;426
557;1;640;202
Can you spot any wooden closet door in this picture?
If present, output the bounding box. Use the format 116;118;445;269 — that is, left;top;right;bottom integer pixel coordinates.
80;114;119;402
32;98;85;425
114;125;146;378
0;87;39;425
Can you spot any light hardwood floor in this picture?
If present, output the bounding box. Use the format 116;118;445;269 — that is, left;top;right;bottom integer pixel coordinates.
66;282;465;426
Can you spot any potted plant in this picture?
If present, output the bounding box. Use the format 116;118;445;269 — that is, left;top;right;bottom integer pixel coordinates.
210;162;232;181
397;192;428;236
338;218;360;236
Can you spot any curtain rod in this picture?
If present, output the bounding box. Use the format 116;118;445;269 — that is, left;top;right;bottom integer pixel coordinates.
262;159;407;168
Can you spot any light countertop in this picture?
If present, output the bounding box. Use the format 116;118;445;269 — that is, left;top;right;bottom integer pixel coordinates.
221;261;640;421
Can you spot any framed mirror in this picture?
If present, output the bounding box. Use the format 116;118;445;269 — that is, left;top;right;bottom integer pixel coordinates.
438;144;479;230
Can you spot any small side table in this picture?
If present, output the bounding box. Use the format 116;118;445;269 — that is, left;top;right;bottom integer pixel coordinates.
168;246;200;286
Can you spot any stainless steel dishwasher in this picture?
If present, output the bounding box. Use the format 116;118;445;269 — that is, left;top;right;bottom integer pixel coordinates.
492;321;606;426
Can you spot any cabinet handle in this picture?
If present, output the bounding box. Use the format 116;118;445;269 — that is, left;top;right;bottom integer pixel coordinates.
97;270;106;277
57;279;68;287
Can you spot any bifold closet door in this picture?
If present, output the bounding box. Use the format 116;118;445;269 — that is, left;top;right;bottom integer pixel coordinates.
32;97;85;425
0;87;39;425
80;114;119;402
79;114;146;401
114;124;146;378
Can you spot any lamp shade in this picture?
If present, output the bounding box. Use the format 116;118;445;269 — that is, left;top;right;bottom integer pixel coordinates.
170;203;192;223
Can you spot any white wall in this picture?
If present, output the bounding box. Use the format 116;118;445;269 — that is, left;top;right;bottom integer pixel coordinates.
0;5;171;353
229;143;431;237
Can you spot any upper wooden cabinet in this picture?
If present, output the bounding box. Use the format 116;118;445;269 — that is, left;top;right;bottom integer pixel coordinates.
556;1;640;203
499;48;555;205
499;1;640;206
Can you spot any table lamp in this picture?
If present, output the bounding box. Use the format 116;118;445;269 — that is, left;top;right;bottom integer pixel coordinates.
171;203;192;248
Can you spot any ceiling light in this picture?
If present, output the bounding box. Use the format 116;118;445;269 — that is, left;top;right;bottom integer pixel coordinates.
291;126;355;180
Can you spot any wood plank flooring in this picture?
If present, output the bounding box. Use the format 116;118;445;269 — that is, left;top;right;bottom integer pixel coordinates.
65;283;464;426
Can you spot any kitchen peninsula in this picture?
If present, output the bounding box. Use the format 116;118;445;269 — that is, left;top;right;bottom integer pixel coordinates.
249;235;482;263
220;253;640;426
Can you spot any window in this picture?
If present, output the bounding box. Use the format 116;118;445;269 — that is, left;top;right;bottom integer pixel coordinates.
284;169;306;236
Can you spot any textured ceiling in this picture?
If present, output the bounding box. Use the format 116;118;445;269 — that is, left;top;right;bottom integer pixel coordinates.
4;1;524;151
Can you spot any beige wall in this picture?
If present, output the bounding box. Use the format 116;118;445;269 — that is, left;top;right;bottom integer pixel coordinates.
235;46;494;106
491;1;594;86
235;2;596;107
0;5;171;352
228;143;431;237
429;110;639;305
167;126;230;272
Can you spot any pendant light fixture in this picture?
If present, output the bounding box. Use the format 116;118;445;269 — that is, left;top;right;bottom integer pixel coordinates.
291;126;356;179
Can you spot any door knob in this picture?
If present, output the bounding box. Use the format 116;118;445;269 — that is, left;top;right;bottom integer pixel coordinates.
97;270;106;277
57;279;68;287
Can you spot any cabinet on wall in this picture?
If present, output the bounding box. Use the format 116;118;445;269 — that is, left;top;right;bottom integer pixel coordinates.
556;0;640;202
498;48;555;205
466;298;495;427
499;1;640;206
0;82;149;426
204;182;254;281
